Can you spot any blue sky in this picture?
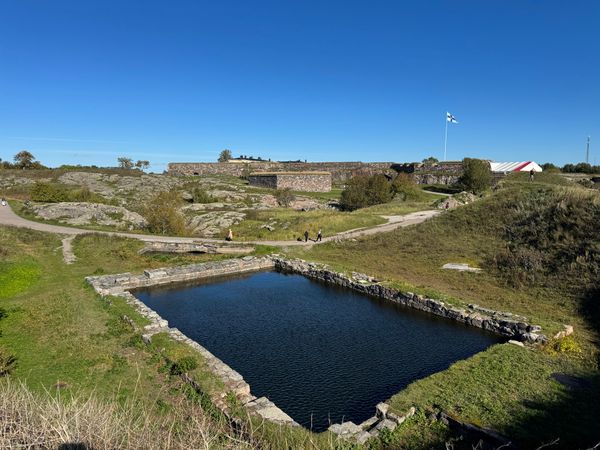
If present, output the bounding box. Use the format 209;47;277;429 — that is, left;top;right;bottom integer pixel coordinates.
1;1;598;172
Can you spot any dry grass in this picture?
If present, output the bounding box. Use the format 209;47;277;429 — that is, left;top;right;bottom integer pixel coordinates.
0;379;254;450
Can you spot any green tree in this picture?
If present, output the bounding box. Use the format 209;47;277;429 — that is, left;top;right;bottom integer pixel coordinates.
459;158;492;194
218;149;232;162
13;150;36;169
117;157;134;170
340;174;393;211
142;191;188;235
391;173;420;200
422;156;439;164
135;160;150;170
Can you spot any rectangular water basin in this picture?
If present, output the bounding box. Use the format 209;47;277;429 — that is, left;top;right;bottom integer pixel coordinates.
133;270;503;432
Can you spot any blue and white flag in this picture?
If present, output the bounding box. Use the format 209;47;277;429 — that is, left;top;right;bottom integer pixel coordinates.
446;112;458;123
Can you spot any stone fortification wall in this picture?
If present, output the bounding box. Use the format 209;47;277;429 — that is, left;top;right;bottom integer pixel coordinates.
248;172;332;192
393;161;465;175
168;161;395;183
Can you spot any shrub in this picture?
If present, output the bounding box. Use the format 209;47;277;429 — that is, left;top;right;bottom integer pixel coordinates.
30;182;68;202
391;173;421;201
142;191;188;235
340;174;393;211
170;356;198;375
0;347;16;376
274;188;295;207
459;158;492;194
191;187;215;204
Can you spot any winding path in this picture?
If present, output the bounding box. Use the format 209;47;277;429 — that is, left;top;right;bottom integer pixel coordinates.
0;203;440;258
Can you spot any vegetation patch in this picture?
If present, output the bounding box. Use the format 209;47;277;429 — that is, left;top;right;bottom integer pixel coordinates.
0;260;41;299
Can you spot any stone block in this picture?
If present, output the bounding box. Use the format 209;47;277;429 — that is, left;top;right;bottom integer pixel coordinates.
376;402;389;419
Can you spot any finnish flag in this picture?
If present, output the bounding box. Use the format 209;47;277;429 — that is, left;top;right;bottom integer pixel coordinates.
446;112;458;123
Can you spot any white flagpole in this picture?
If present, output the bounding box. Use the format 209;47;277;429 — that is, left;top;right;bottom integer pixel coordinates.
444;112;448;161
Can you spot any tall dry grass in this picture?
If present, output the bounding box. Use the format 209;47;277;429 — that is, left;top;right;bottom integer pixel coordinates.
0;380;255;450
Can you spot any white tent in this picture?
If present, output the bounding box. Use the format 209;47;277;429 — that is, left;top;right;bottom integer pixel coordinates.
490;161;543;173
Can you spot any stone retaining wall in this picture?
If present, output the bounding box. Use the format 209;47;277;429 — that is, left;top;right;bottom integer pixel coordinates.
139;241;255;255
248;172;332;192
168;161;396;183
85;256;547;444
272;258;546;343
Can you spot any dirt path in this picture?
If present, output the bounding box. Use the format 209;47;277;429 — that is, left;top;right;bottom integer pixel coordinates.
0;203;440;249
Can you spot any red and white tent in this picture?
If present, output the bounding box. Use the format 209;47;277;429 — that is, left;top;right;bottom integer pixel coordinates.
489;161;543;173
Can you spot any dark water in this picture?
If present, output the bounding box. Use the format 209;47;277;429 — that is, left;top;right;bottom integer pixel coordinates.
134;271;502;432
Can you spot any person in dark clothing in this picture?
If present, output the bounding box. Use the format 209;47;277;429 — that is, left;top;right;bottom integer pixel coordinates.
304;230;309;242
529;169;535;182
316;228;322;241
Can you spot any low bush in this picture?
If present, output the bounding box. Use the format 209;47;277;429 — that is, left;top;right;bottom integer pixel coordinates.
340;174;393;211
170;356;198;375
0;347;16;376
142;191;188;235
191;187;216;204
30;182;68;202
274;188;295;207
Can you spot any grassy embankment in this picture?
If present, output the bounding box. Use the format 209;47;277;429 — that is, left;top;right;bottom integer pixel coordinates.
0;226;381;449
289;172;600;448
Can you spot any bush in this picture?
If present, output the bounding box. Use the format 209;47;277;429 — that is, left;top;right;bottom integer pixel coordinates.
274;188;295;207
170;356;198;375
459;158;492;194
142;191;188;235
191;187;215;204
0;347;16;376
340;174;393;211
30;182;68;202
391;173;421;201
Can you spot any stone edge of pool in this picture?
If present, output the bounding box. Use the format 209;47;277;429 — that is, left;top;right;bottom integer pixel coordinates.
85;255;547;444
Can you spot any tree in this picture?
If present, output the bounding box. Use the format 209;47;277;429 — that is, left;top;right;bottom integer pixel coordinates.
117;157;134;170
135;160;150;170
458;158;492;194
218;149;232;162
541;162;560;173
422;156;439;164
14;150;35;169
391;173;420;200
340;174;393;211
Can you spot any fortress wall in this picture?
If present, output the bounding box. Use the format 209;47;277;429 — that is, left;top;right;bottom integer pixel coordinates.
168;161;396;183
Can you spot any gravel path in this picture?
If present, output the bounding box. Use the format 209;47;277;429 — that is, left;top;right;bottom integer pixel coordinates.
0;203;440;251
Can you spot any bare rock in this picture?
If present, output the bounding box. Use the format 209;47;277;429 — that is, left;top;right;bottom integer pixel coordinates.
30;202;148;229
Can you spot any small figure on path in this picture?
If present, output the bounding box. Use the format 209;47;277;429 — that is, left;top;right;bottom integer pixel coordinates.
304;229;309;242
1;198;6;206
226;228;233;241
529;169;535;182
316;228;322;241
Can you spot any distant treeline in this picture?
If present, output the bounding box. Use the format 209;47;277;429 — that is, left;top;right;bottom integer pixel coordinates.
542;162;600;174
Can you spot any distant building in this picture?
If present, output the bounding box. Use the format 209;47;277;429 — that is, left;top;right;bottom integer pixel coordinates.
490;161;543;173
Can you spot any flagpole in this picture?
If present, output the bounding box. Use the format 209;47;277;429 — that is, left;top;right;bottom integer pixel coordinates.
444;112;448;161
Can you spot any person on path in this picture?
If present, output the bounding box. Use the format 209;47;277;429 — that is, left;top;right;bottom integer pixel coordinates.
226;228;233;241
529;169;535;182
1;198;6;207
316;228;322;241
304;229;309;242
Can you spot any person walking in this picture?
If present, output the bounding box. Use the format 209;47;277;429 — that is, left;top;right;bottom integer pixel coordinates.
316;228;322;241
529;169;535;182
226;228;233;241
304;229;309;242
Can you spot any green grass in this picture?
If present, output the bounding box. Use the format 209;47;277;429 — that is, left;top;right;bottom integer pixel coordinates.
0;260;41;299
232;208;387;241
288;181;600;448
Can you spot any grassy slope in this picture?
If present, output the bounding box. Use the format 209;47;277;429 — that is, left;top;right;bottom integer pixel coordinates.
289;176;600;449
0;228;353;449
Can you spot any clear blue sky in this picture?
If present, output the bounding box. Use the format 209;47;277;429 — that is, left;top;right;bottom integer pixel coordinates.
1;1;598;172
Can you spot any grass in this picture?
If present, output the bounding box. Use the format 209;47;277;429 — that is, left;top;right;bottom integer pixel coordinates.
232;208;387;241
0;260;41;299
287;179;600;448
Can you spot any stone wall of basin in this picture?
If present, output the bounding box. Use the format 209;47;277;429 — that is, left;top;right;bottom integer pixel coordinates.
272;257;547;343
